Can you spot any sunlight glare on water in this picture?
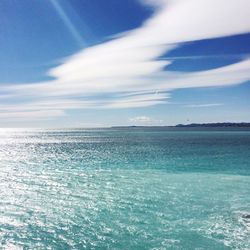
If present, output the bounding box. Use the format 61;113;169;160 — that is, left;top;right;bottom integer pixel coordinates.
0;128;250;249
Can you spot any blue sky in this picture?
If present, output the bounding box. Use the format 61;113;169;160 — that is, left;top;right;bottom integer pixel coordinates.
0;0;250;127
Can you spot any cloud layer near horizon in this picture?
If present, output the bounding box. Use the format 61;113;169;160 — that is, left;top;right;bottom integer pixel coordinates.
1;0;250;120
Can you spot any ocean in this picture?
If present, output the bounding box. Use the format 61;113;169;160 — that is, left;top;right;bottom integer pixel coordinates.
0;128;249;249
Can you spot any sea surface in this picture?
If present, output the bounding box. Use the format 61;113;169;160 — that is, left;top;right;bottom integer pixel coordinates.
0;128;250;249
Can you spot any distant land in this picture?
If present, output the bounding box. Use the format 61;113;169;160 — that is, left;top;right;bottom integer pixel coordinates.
112;123;250;128
175;122;250;127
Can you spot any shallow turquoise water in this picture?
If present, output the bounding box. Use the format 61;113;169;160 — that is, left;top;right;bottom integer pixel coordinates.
0;128;250;249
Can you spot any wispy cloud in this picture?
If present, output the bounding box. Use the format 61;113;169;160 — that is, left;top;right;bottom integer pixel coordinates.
0;110;65;120
185;103;224;108
1;0;250;121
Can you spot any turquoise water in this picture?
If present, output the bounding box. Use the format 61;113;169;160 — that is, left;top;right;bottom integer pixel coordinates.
0;128;250;249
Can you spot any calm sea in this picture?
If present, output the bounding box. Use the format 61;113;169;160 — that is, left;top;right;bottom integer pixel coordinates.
0;128;250;249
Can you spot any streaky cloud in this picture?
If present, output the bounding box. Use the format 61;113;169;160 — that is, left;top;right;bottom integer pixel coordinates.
1;0;250;121
185;103;224;108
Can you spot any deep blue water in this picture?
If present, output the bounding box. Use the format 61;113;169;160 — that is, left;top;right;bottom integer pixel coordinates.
0;128;249;249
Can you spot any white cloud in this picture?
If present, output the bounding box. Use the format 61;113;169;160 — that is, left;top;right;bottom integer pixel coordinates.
129;116;163;124
1;0;250;120
129;116;152;123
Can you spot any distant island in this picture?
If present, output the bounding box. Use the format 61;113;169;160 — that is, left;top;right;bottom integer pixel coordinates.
112;122;250;128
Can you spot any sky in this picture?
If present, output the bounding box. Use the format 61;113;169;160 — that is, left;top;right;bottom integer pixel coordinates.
0;0;250;127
